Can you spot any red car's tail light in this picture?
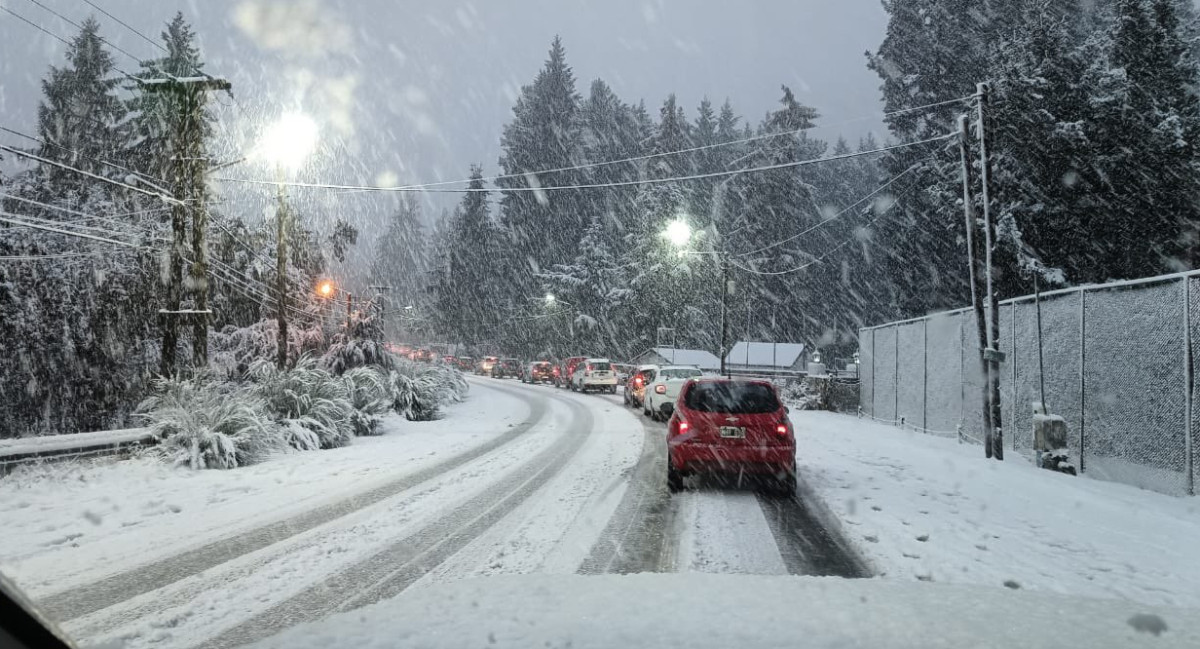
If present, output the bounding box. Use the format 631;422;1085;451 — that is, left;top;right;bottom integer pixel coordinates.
776;420;791;436
634;376;643;387
654;385;666;394
678;420;689;435
669;418;688;436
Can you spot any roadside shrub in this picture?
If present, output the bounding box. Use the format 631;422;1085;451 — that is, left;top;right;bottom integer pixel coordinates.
323;338;395;375
137;375;281;470
248;357;355;449
343;366;392;435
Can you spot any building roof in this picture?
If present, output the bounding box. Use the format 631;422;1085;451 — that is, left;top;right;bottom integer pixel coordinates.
646;347;722;371
724;342;806;368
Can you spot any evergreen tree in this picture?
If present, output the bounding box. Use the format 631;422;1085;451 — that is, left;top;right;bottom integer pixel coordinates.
437;166;503;347
34;17;126;199
370;194;428;313
497;36;585;277
127;13;212;186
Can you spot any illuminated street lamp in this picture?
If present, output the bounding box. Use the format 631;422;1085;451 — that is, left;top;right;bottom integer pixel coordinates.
663;219;692;248
258;112;319;368
316;279;335;298
545;293;556;304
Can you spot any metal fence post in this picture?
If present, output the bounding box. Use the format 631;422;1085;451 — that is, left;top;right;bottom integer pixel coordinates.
1185;279;1194;496
1011;303;1018;451
894;324;900;421
923;317;929;432
871;327;877;417
1079;288;1087;474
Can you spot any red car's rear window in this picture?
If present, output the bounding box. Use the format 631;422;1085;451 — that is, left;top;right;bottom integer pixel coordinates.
683;382;780;414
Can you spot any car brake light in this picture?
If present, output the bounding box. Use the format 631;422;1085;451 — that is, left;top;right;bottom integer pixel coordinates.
634;376;643;387
654;385;666;394
679;420;689;435
776;422;789;436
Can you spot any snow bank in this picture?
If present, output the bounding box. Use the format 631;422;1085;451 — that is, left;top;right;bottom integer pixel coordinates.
794;411;1200;608
248;573;1200;649
0;384;529;597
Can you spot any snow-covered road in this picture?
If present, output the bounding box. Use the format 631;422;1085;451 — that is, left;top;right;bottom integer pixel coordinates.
0;379;866;649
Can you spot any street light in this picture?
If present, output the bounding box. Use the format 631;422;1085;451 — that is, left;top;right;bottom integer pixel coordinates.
316;279;335;298
663;218;730;376
663;219;692;248
545;293;556;304
257;112;319;172
258;112;318;368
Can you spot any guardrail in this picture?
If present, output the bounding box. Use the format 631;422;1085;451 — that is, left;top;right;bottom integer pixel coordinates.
0;428;159;475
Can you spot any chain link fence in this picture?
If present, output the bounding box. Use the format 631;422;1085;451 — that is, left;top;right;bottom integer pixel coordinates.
859;272;1199;497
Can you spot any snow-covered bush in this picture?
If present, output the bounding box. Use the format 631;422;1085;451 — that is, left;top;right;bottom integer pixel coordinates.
780;379;821;411
247;357;355;449
323;338;394;375
210;319;327;380
342;366;392;436
137;375;281;470
384;358;466;421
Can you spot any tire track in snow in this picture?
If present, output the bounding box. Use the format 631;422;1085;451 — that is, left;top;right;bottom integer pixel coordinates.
578;405;676;574
756;480;872;578
201;389;595;649
622;404;868;579
39;381;548;623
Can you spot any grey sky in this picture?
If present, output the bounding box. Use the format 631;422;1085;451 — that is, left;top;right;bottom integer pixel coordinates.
1;0;888;278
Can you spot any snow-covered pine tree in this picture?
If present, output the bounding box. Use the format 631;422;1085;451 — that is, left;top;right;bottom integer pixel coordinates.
436;165;503;347
578;79;642;254
724;86;826;347
540;215;630;357
370;194;428;340
497;36;585;279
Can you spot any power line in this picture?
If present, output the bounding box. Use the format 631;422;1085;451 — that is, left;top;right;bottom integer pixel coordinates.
0;143;183;205
78;0;165;53
216;134;958;194
0;252;97;261
338;95;976;195
0;211;142;248
0;192;168;235
24;0;147;67
741;160;925;258
0;124;171;189
725;180;920;277
1;5;72;47
0;210;144;240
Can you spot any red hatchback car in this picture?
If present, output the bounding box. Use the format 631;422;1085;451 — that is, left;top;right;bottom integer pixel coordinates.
667;379;795;494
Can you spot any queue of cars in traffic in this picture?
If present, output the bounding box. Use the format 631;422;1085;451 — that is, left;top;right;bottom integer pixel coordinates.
388;343;795;495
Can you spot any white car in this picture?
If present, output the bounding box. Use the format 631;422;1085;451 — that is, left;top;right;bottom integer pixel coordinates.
571;358;618;393
642;365;704;421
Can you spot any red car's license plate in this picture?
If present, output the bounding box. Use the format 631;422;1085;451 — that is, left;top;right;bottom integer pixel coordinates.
719;426;745;439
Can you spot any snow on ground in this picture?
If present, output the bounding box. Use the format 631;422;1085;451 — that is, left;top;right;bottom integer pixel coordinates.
0;382;529;597
674;490;787;575
248;573;1200;649
794;410;1200;608
65;384;572;649
411;387;644;583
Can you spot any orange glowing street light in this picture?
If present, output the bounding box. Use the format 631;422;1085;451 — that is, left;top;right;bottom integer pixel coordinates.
316;279;335;298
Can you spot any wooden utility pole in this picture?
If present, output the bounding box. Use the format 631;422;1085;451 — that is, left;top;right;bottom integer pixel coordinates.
275;172;289;369
959;115;993;456
145;76;231;376
977;82;1004;460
